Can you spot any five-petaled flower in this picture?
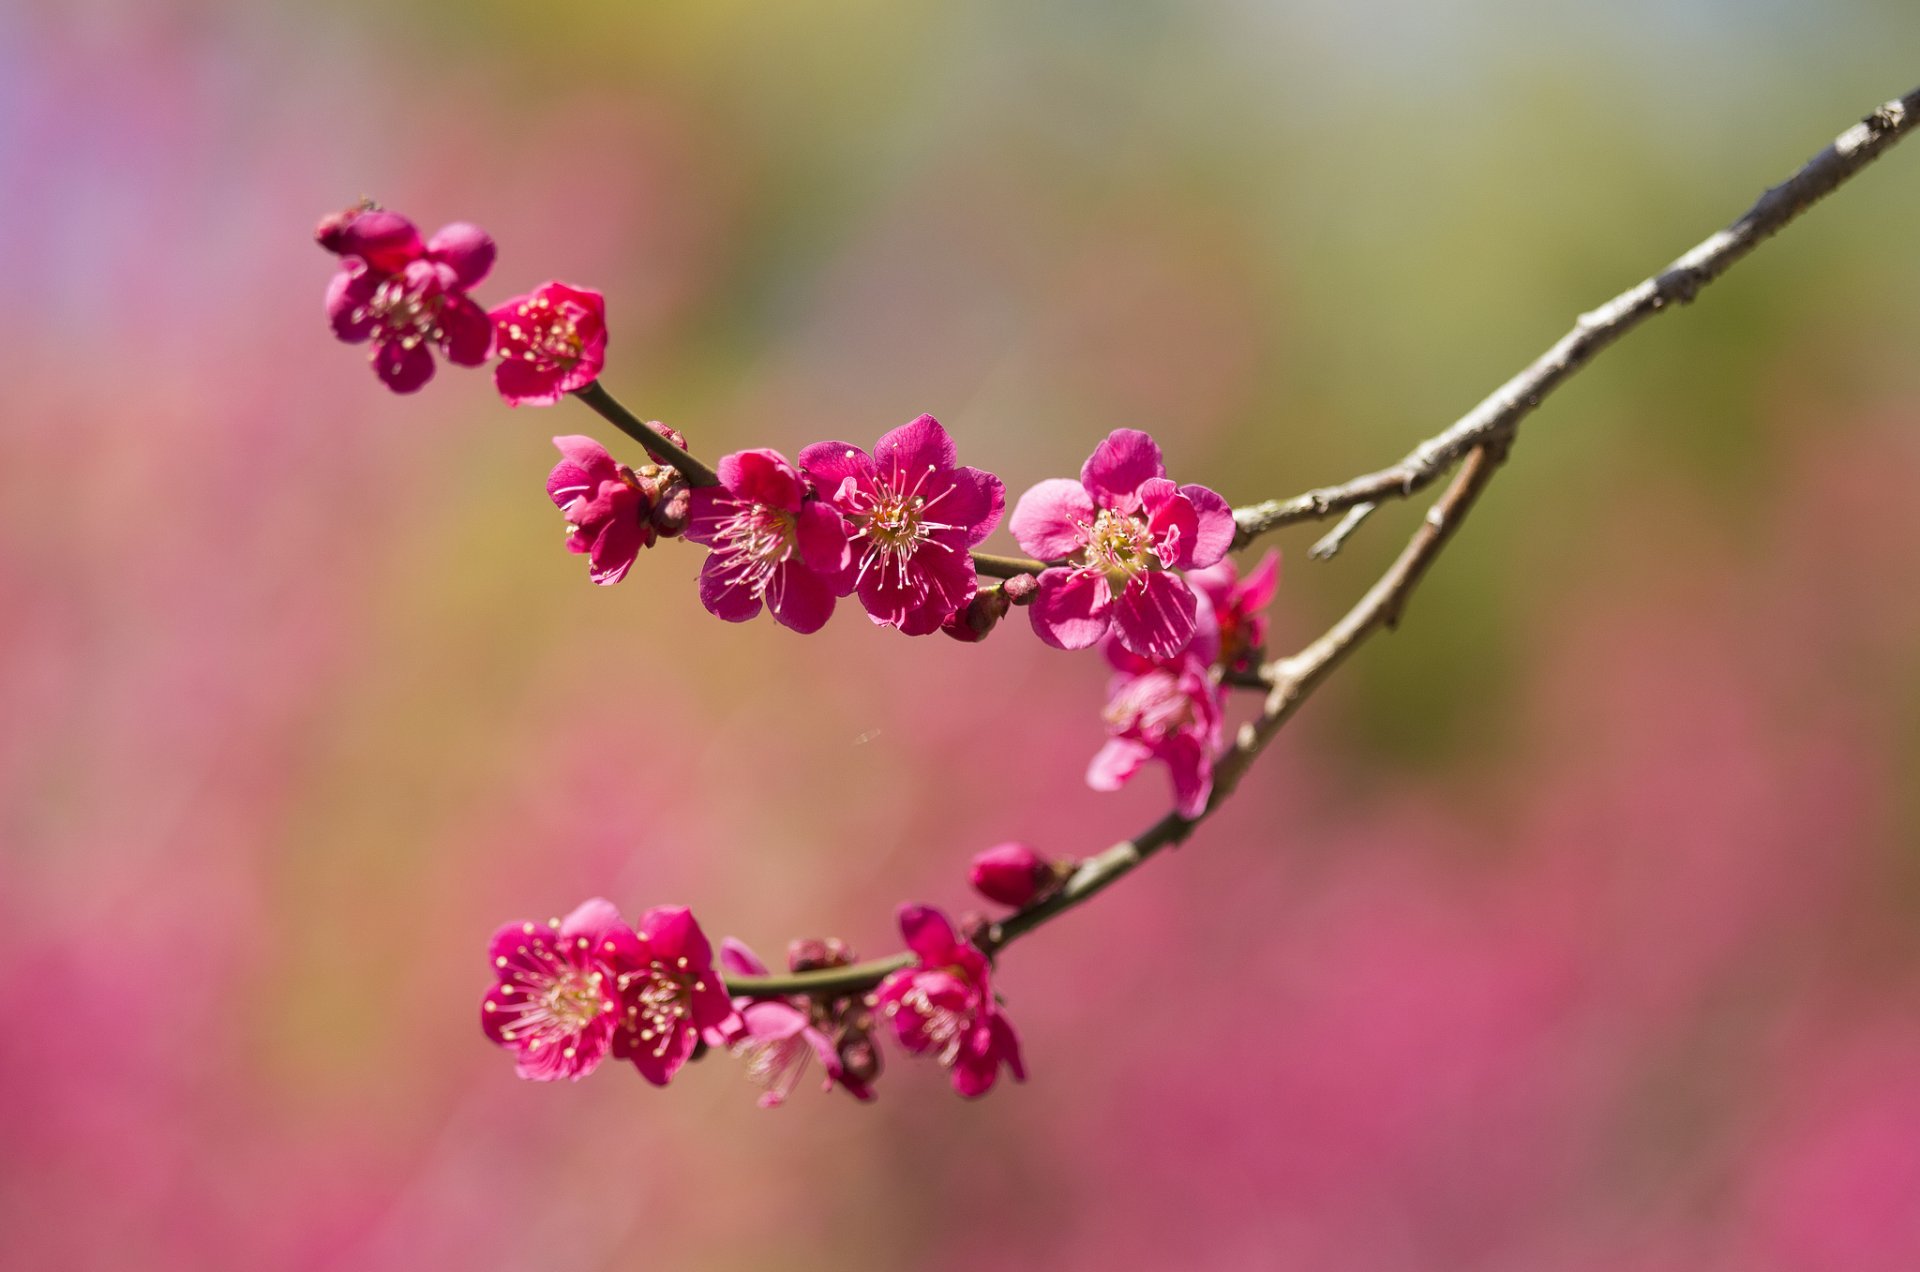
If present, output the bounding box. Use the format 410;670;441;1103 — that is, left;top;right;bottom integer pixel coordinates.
799;416;1005;636
605;905;738;1086
684;449;853;633
705;939;876;1107
1010;428;1234;661
1088;600;1225;817
490;281;609;407
321;208;495;393
481;898;631;1082
1188;549;1280;673
874;904;1024;1098
546;434;685;585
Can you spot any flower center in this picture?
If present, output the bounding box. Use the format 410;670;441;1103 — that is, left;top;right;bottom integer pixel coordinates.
1104;668;1194;737
501;295;583;368
892;984;970;1066
623;967;694;1058
359;275;445;350
732;1033;813;1103
1083;508;1154;580
844;460;960;588
712;502;798;599
493;940;614;1058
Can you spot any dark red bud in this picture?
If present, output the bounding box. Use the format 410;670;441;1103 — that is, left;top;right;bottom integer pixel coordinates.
837;1025;882;1085
969;841;1067;909
788;937;856;973
314;198;376;254
941;585;1010;643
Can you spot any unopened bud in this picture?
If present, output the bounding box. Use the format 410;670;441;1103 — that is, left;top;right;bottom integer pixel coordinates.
1001;573;1040;605
837;1024;882;1086
788;937;856;973
314;198;377;254
941;585;1010;643
651;482;691;538
651;422;688;452
969;841;1070;909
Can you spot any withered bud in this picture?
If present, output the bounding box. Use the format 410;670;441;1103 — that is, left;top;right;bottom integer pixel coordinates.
836;1024;883;1086
1001;572;1040;605
788;936;857;973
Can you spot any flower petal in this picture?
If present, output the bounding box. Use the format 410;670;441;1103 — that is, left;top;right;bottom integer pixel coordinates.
796;441;874;503
1027;567;1114;650
558;897;626;946
718;449;804;511
425;221;496;288
1112;570;1197;661
873;414;958;486
494;354;562;407
719;938;771;978
325;266;376;342
638;906;712;971
793;501;851;574
374;338;435;394
698;550;765;622
1179;482;1235;568
897;904;960;963
336;209;423;274
767;559;836;634
1086;737;1151;792
1080;429;1165;512
440;295;493;366
1009;478;1095;560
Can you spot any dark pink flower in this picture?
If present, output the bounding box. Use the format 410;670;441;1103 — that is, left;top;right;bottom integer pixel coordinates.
321;208;495;393
684;449;853;634
1088;609;1225;817
480;898;631;1082
705;940;875;1107
799;416;1005;636
968;842;1062;909
605;905;738;1087
1010;428;1234;660
874;904;1024;1098
546;435;666;585
490;281;609;406
1188;549;1280;672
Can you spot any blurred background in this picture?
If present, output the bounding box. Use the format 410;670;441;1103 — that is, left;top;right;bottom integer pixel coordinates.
5;1;1920;1268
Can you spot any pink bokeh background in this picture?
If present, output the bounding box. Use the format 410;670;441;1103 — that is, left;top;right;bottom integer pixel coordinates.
5;3;1920;1268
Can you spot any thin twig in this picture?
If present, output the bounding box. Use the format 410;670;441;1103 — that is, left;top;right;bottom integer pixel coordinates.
1309;502;1376;560
572;381;720;487
1231;86;1920;550
721;83;1920;1001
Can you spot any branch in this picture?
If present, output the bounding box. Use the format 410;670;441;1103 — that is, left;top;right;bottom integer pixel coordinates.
1231;86;1920;550
721;82;1920;1002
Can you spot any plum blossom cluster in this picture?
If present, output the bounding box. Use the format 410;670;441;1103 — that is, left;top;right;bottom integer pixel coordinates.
322;205;1291;1102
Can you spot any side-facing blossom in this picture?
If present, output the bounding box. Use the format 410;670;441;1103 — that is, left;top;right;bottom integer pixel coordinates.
874;904;1024;1098
546;434;687;585
704;940;875;1107
799;416;1005;636
1088;593;1225;817
684;449;853;633
1010;428;1234;660
320;207;495;393
1188;549;1280;673
481;898;632;1082
490;282;608;406
605;906;738;1086
968;842;1064;909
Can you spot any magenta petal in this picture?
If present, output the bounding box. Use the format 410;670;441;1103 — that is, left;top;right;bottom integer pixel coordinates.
681;488;730;547
950;1049;1000;1098
1112;571;1198;661
796;441;873;500
1142;480;1201;568
990;1012;1025;1082
440;295;493;366
738;1000;811;1042
941;465;1007;545
629;1025;696;1086
325;266;376;342
719;938;771;978
1180;483;1236;568
1087;737;1151;792
494;354;562;407
638;906;712;970
767;560;836;634
374;338;435;393
586;513;645;586
1080;429;1166;512
793;501;851;573
688;979;738;1032
873;414;958;485
336;210;423;273
718;450;804;511
481;983;519;1046
897;904;960;963
1242;549;1282;608
1027;567;1114;650
1162;734;1215;818
558;898;625;946
1010;479;1096;560
549;436;617;491
426;221;496;288
698;551;765;622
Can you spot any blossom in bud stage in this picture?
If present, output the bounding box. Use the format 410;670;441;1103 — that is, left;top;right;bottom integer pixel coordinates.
874;904;1024;1098
321;208;495;393
799;416;1005;636
1010;428;1234;660
481;898;632;1082
705;940;874;1107
968;842;1064;909
1188;549;1280;672
605;906;738;1086
546;436;678;585
684;449;853;634
787;936;856;972
1089;598;1225;816
489;282;609;407
940;584;1010;643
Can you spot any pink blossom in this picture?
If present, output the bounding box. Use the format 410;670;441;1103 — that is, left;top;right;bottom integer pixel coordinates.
489;281;609;406
1010;428;1234;660
1089;602;1225;816
480;898;631;1082
320;208;495;393
799;416;1005;635
684;449;853;633
546;435;680;585
605;906;738;1086
705;939;875;1107
874;904;1024;1098
968;842;1062;909
1188;549;1280;672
